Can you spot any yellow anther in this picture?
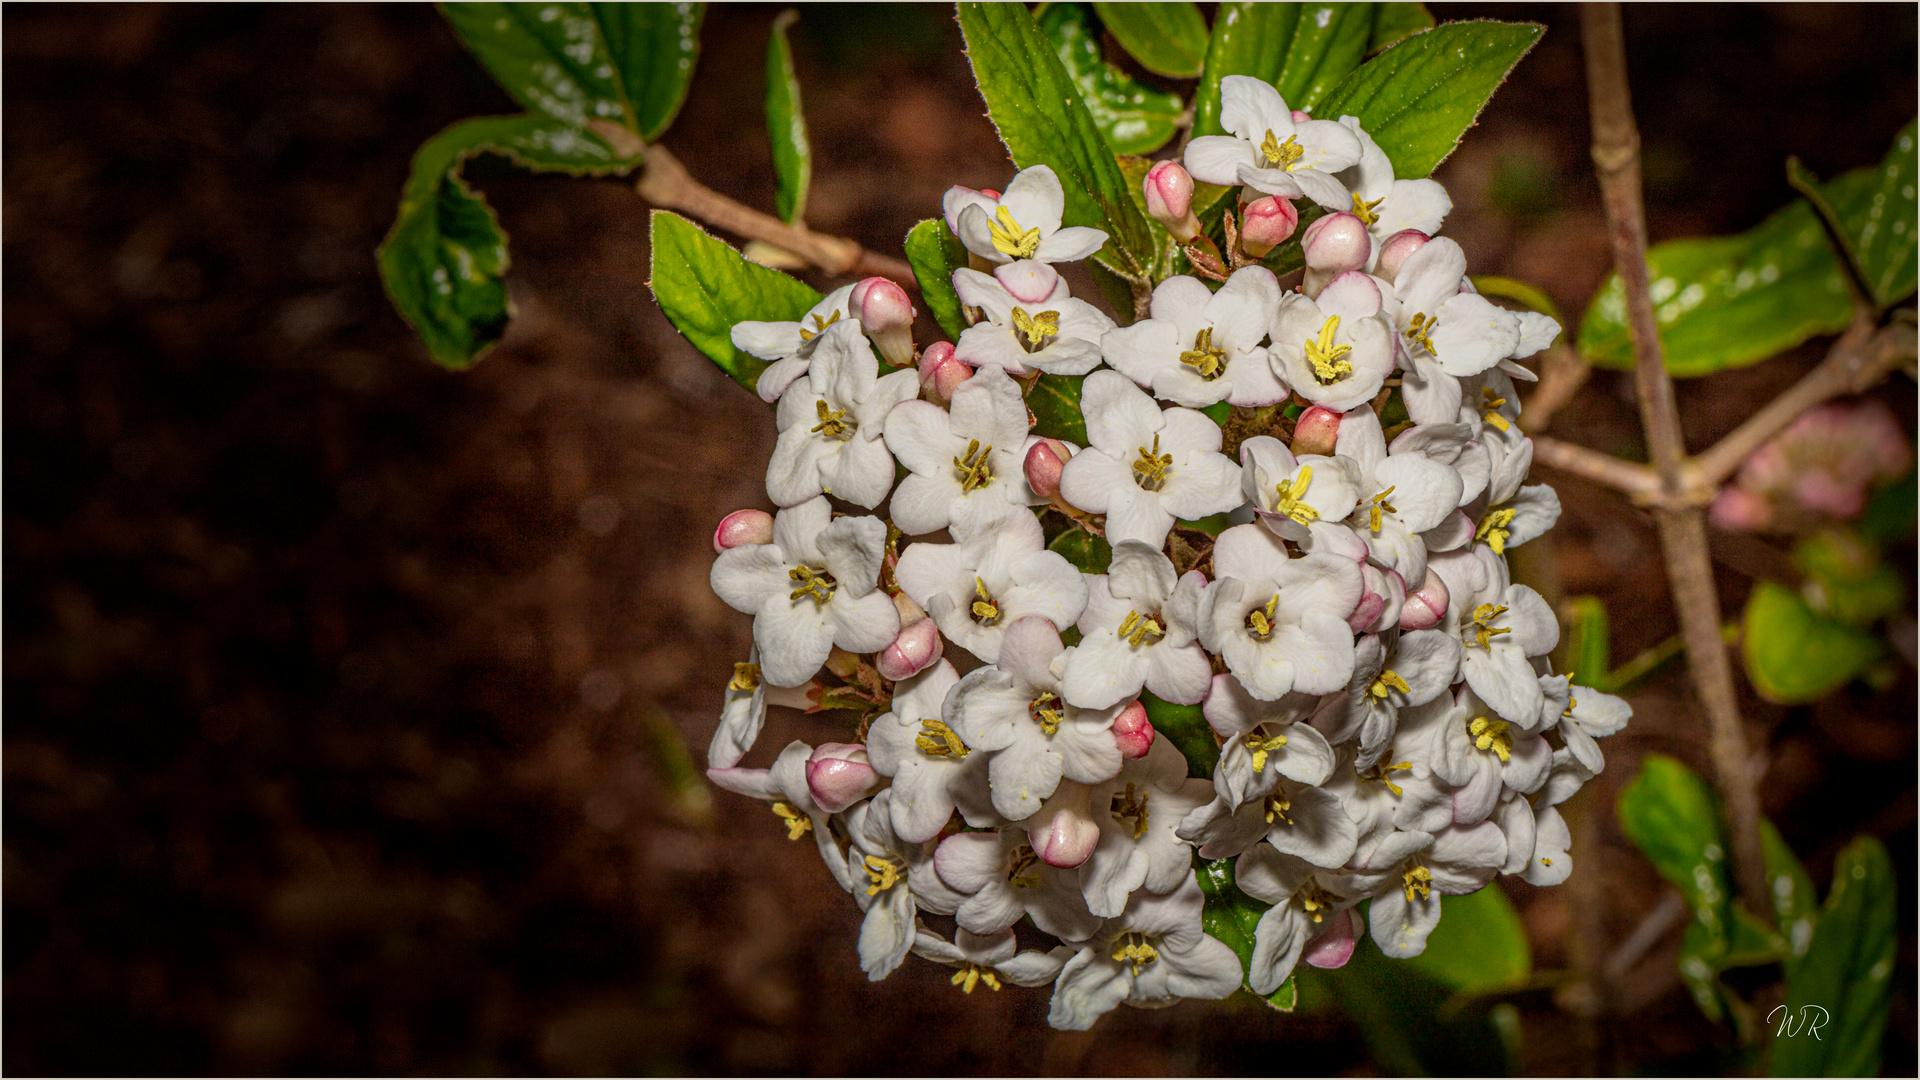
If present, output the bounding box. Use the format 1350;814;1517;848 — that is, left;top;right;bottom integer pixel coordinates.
1009;845;1041;889
916;718;971;758
1402;863;1433;902
863;854;902;896
729;662;762;692
988;206;1041;259
1480;386;1511;432
1469;715;1513;762
1476;507;1517;554
1010;306;1060;349
1303;315;1354;384
1368;668;1412;700
952;963;1003;994
1029;692;1063;736
1245;592;1280;640
1274;465;1319;525
1299;881;1335;923
1564;696;1578;717
771;801;812;840
1179;326;1228;379
1117;610;1166;648
970;576;1001;624
1244;730;1290;773
1367;486;1398;532
1131;434;1172;491
1541;857;1554;867
953;439;996;492
811;398;853;439
788;564;837;605
1264;791;1293;824
1404;311;1439;356
1468;603;1511;650
1112;932;1161;974
796;309;842;343
1350;191;1384;227
1111;783;1150;839
1360;760;1413;797
1259;130;1304;170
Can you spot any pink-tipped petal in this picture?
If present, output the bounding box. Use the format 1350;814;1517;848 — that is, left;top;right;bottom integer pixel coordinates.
851;277;916;367
1349;565;1390;634
1025;438;1073;499
806;743;881;813
1111;700;1155;759
918;341;972;402
1303;908;1359;969
713;509;774;552
1398;568;1449;631
1239;196;1299;258
1144;160;1201;242
1026;781;1100;868
1375;229;1430;283
876;617;944;681
994;260;1063;305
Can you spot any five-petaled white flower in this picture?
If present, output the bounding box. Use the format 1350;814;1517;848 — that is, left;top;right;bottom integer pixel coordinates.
933;825;1103;942
1183;75;1364;210
1234;844;1367;994
1062;541;1211;710
1388;237;1523;379
911;925;1072;995
1332;408;1469;589
865;660;1001;843
767;320;919;509
1238;434;1361;545
1429;545;1559;728
707;739;855;894
945;165;1110;265
1101;268;1289;408
1046;873;1242;1031
1269;274;1396;412
894;508;1088;664
732;283;855;403
1199;524;1362;701
952;263;1114;376
845;789;967;980
1080;738;1216;918
1397;684;1551;826
884;364;1044;538
1324;822;1507;959
1313;628;1462;772
1466;424;1563;557
1057;370;1244;550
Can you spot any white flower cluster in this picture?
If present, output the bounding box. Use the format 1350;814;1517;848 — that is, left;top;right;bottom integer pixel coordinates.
701;76;1627;1030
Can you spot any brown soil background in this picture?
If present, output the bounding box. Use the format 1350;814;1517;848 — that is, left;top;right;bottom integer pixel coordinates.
4;3;1915;1074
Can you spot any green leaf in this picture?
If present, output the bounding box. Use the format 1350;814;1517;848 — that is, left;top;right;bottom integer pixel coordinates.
903;219;970;341
1194;3;1376;143
1558;595;1611;689
590;1;705;140
1141;691;1216;778
1047;528;1112;574
1407;886;1531;992
1760;819;1819;975
1793;530;1907;627
1038;3;1184;156
1315;20;1545;181
1368;2;1433;53
1618;754;1732;950
1741;581;1886;704
378;115;640;369
1773;837;1897;1077
1471;274;1565;330
1857;470;1916;545
1027;373;1090;445
647;210;823;391
1332;922;1522;1076
1818;118;1918;309
440;3;634;130
764;10;810;224
958;2;1156;281
1576;200;1853;376
1091;1;1208;78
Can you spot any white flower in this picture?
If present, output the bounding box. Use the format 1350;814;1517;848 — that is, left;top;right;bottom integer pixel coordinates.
883;364;1043;538
1046;873;1243;1030
933;826;1103;942
767;320;919;508
1101;269;1289;408
1429;544;1559;726
952;266;1113;376
865;660;1000;843
731;283;855;403
845;790;967;980
1312;628;1462;771
1233;845;1367;994
1081;738;1215;917
1327;823;1508;959
1238;434;1361;544
912;926;1072;993
1199;673;1337;806
1551;679;1631;774
1332;408;1469;588
1468;425;1562;556
1061;541;1211;710
1334;116;1452;264
1057;371;1244;550
707;739;855;894
946;165;1109;265
1321;743;1453;863
946;615;1127;821
1397;685;1551;826
709;497;900;687
709;647;767;769
1389;238;1521;379
894;508;1088;663
1269;275;1396;412
1183;75;1364;211
1199;524;1361;700
1178;769;1357;865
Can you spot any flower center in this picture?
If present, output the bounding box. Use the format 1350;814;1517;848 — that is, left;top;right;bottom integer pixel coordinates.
1299;881;1335;923
1245;592;1280;640
1132;434;1172;491
863;854;903;896
1029;691;1063;736
1111;931;1160;974
1468;715;1513;762
1110;782;1150;839
1244;728;1289;772
952;963;1003;994
1303;315;1354;384
1360;760;1413;796
953;438;996;492
1009;844;1041;889
797;309;842;343
771;801;811;840
970;576;1001;625
788;565;837;605
1275;465;1319;524
1350;191;1384;227
1467;603;1511;650
1010;306;1060;351
811;398;854;439
916;718;971;758
1404;311;1438;356
1475;507;1517;554
1367;486;1397;532
988;206;1041;259
1480;386;1511;432
1117;610;1166;647
729;662;762;691
1367;668;1411;700
1263;791;1293;824
1179;327;1228;380
1259;129;1304;170
1402;862;1433;902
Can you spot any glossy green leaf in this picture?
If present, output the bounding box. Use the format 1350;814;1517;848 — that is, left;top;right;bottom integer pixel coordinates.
590;1;704;140
1368;2;1433;53
1618;753;1731;949
1027;373;1090;446
1039;4;1183;157
764;10;809;224
1773;837;1897;1077
1113;155;1181;281
957;1;1155;280
378;115;640;369
1407;886;1531;992
1857;470;1916;545
1558;595;1611;689
1760;819;1819;975
1092;1;1208;78
903;219;970;341
1677;917;1734;1024
1315;20;1544;181
1141;691;1216;778
1818;118;1918;308
1334;923;1522;1076
647;211;824;391
1194;3;1373;141
440;3;633;130
1047;528;1112;575
1793;530;1907;627
1741;581;1886;704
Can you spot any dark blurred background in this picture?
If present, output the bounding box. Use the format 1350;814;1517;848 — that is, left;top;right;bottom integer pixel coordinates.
4;3;1914;1074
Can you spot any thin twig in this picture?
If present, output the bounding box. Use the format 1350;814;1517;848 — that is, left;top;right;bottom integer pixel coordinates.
1530;436;1663;499
1519;342;1592;434
1581;2;1773;927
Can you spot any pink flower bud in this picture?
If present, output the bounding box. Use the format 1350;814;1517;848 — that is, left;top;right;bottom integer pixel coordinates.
1398;568;1450;631
1144;160;1201;242
1303;908;1359;969
1238;196;1299;258
806;743;881;813
1291;109;1312;123
1708;486;1772;533
1111;700;1155;759
1351;565;1406;634
1024;438;1073;499
1025;781;1100;869
1375;229;1429;284
1291;405;1341;456
1302;211;1371;273
993;260;1065;305
713;509;773;552
876;616;943;681
918;341;972;402
850;277;916;367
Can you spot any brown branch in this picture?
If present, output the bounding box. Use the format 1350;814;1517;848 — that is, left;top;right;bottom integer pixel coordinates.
1581;2;1773;927
1531;435;1662;498
1519;342;1592;434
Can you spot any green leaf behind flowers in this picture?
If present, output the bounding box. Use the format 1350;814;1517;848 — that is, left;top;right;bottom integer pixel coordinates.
1811;118;1918;309
1047;528;1112;574
1038;3;1184;157
1092;1;1208;78
647;211;823;392
764;10;810;224
903;219;971;341
1027;373;1090;446
1368;3;1434;53
1741;580;1886;704
1140;691;1216;778
1773;837;1897;1078
589;1;705;140
1193;855;1297;1010
1193;3;1375;140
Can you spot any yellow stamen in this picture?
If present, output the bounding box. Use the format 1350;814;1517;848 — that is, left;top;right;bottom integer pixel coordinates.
1274;465;1319;525
916;718;971;758
729;662;762;692
1010;307;1060;350
1303;315;1354;384
1112;932;1160;974
1564;696;1578;717
1361;760;1414;796
1404;312;1438;356
788;564;837;605
1029;692;1063;736
1368;668;1412;700
1367;486;1397;532
1299;881;1335;923
1245;592;1280;640
1476;507;1517;554
1469;716;1513;762
1468;603;1511;650
1179;327;1228;380
796;310;842;343
1111;783;1150;839
1244;730;1289;773
1259;130;1304;170
953;439;995;492
771;801;812;840
970;576;1000;624
1131;434;1172;491
1117;610;1166;648
1350;191;1384;227
988;206;1041;259
863;854;901;896
1480;386;1511;432
811;398;853;439
1009;845;1041;889
1264;791;1293;824
952;963;1003;993
1402;863;1432;902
